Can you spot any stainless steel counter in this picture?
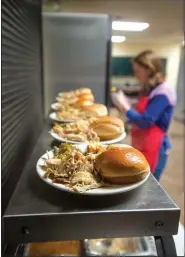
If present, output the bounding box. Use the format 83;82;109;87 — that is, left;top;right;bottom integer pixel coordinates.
3;125;180;243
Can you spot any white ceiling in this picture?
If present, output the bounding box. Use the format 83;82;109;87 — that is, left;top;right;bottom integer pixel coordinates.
57;0;184;43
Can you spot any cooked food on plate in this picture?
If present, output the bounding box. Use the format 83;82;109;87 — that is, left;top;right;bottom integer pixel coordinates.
42;143;105;192
59;88;92;98
55;107;86;120
95;146;149;184
52;120;99;142
74;99;93;108
57;89;94;105
40;143;149;193
53;99;93;111
52;116;124;142
55;104;108;121
81;104;108;117
75;87;92;95
90;116;124;140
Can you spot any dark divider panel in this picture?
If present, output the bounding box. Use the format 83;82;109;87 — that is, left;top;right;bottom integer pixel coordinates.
2;0;43;214
43;13;111;115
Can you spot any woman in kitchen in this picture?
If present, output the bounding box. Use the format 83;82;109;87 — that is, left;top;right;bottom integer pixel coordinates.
111;50;176;181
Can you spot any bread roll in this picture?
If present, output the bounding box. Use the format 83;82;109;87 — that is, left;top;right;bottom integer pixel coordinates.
75;88;92;96
95;147;149;184
82;104;108;117
77;93;94;102
74;99;93;108
90;116;124;140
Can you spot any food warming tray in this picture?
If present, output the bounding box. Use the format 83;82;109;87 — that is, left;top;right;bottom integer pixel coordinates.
8;237;158;257
84;237;157;256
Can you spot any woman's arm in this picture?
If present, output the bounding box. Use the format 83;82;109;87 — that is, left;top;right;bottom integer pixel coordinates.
126;95;169;128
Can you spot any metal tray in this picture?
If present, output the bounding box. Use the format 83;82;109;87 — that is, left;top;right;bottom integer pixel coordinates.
14;243;81;257
84;237;157;256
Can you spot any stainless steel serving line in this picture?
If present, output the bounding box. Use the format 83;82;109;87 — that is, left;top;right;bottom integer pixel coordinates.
3;124;180;244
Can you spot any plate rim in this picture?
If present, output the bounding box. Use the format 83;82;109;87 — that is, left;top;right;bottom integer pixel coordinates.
51;103;60;111
58;92;63;97
49;112;76;123
49;130;126;145
36;146;150;196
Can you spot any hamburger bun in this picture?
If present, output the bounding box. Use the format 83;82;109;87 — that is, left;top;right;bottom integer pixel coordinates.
82;104;108;117
78;93;94;102
90;116;124;140
60;91;76;99
75;88;92;96
107;144;132;150
95;147;149;184
74;99;93;108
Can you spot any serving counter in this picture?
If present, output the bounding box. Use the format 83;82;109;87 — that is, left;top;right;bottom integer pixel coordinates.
3;124;180;256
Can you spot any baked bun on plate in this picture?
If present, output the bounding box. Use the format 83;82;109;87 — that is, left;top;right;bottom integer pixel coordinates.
75;88;92;96
77;93;94;102
95;147;149;184
90;116;124;140
82;104;108;117
74;99;93;108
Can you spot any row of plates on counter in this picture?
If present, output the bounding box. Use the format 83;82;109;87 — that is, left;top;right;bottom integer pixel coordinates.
36;90;150;196
49;94;126;145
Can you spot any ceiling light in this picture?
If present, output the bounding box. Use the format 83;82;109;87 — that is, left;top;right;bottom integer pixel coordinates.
112;21;149;31
111;36;126;43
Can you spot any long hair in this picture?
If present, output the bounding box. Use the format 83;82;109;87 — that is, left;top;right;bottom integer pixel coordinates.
133;50;165;93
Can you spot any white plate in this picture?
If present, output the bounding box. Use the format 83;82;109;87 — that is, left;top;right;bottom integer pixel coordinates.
56;96;63;102
49;130;126;145
49;112;77;123
36;144;150;196
58;92;63;97
51;103;60;111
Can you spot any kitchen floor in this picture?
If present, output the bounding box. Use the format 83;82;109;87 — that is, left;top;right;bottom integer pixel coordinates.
110;109;184;225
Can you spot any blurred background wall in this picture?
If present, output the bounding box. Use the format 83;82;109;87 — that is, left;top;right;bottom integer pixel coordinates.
43;0;183;89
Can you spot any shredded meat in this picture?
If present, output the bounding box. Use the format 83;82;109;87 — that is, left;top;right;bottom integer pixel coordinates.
52;121;100;142
42;143;107;193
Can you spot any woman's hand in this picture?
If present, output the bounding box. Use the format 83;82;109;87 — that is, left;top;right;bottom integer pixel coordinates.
111;90;131;111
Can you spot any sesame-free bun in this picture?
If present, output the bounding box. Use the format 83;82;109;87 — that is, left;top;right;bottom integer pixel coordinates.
95;147;149;184
82;104;108;117
78;93;94;102
75;88;92;96
74;99;93;108
90;116;124;140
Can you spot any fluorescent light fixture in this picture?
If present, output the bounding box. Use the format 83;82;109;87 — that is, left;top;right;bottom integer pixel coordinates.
111;36;126;43
112;21;149;31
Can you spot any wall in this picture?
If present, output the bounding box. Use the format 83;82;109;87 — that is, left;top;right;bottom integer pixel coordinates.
2;0;43;214
111;42;182;88
174;46;184;122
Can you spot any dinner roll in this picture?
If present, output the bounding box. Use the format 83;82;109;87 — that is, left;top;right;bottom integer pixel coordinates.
75;88;92;96
95;147;149;184
82;104;108;117
74;99;93;108
77;93;94;102
90;116;124;140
